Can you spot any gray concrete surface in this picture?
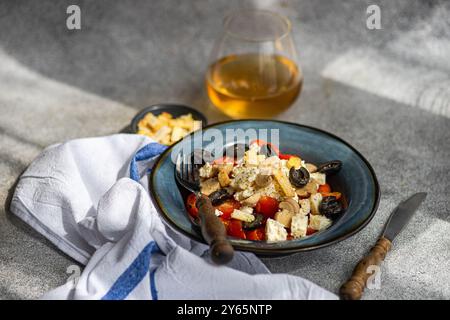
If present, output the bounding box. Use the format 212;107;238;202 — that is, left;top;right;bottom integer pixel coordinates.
0;0;449;299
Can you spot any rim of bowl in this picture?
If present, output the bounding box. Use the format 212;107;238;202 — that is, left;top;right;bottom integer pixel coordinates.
149;119;380;255
130;104;208;133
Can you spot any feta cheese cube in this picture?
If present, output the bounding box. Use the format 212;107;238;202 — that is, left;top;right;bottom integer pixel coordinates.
199;162;215;178
265;218;288;242
215;209;223;217
258;166;272;176
279;159;290;177
249;142;261;153
257;154;266;164
240;206;254;214
291;214;308;238
244;148;258;166
231;167;258;190
260;156;280;168
299;199;310;215
257;183;282;201
309;193;323;215
240;193;262;207
309;215;332;231
231;209;255;223
310;172;326;185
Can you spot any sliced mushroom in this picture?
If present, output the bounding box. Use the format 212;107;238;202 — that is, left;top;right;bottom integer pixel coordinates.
275;209;294;228
200;178;220;196
299;199;311;215
255;174;272;188
279;198;300;214
295;188;309;198
305;163;318;173
241;193;262;207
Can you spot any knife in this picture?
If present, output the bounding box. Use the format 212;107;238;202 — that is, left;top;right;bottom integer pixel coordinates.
339;192;427;300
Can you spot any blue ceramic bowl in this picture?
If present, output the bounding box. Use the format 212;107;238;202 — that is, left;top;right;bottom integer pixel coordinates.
149;120;380;255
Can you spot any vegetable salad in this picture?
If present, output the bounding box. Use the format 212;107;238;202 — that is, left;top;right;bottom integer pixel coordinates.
185;140;344;242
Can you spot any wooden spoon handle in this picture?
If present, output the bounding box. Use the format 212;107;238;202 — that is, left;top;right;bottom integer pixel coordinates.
339;237;392;300
196;194;234;265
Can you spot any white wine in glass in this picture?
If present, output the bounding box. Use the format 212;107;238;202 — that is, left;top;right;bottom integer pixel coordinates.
206;10;302;119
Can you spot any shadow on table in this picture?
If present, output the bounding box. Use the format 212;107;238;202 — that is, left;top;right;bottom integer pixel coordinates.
4;173;80;266
0;0;224;111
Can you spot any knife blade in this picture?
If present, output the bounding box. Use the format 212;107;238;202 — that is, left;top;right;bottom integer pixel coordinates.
382;192;427;242
339;192;427;300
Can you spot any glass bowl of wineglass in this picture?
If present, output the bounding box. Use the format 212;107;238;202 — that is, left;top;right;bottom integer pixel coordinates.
205;10;302;119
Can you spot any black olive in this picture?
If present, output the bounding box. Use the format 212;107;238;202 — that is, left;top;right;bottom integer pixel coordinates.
319;196;343;219
289;167;310;187
223;143;248;160
259;144;277;157
317;160;342;175
242;213;265;230
208;189;232;206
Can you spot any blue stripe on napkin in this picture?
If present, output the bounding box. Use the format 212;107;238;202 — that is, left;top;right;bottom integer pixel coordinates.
102;241;161;300
130;143;168;181
149;268;158;300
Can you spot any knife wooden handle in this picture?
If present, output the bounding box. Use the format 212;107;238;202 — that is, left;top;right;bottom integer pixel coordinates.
339;237;392;300
196;194;234;265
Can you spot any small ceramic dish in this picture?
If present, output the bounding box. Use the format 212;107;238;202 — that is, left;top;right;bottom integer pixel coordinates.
149;120;380;255
130;104;208;133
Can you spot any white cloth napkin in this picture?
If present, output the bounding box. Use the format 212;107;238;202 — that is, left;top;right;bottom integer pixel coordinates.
9;134;337;300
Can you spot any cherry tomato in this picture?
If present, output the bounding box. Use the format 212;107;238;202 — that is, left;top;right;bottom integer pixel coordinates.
278;154;297;160
216;199;241;219
306;227;317;236
246;228;265;241
250;140;280;155
219;217;230;229
186;193;198;218
318;183;331;193
320;192;342;200
255;196;279;218
227;220;246;239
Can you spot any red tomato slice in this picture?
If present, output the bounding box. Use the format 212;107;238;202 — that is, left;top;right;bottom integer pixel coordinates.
306;227;317;236
255;196;279;218
278;154;297;160
227;220;246;239
246;228;265;241
186;193;198;218
220;217;230;229
318;183;331;193
250;139;280;155
216;199;241;219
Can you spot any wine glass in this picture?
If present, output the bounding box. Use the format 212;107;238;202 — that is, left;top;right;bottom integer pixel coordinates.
205;10;302;119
